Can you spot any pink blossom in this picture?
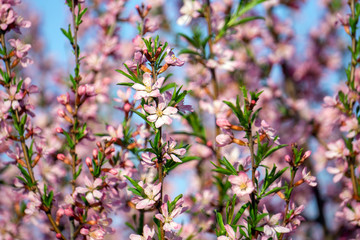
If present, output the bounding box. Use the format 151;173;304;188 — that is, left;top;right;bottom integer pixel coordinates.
285;203;305;231
217;225;240;240
78;84;96;96
0;86;24;110
327;159;348;183
164;138;186;163
76;177;103;204
144;97;178;128
228;172;254;197
129;225;155;240
343;202;360;226
132;73;164;100
8;39;31;58
301;167;317;187
106;124;123;139
141;152;157;167
24;192;42;215
261;206;291;239
80;227;106;240
258;120;280;144
57;93;70;105
132;182;161;210
340;117;358;138
155;195;188;231
216;129;234;147
177;0;201;25
21;77;38;94
165;48;185;66
216;118;232;129
0;5;15;31
325;139;350;159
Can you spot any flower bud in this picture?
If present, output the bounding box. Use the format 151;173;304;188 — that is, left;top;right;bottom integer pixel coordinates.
57;109;66;118
57;93;70;105
122;103;131;113
56;127;64;133
108;168;118;175
85;157;92;167
78;85;86;96
64;208;74;217
216;134;233;147
92;149;98;158
57;153;66;161
285;155;292;163
216;118;231;129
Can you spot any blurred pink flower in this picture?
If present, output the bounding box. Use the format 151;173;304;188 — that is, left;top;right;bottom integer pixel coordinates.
129;224;155;240
228;172;254;197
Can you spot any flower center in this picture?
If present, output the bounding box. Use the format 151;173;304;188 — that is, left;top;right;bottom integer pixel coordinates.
156;108;163;117
145;85;152;93
240;182;247;191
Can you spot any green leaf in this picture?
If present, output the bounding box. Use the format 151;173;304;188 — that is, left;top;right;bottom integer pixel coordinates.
75;164;82;179
262;186;286;198
124;175;144;193
232;202;249;224
160;82;177;93
216;212;226;234
263;144;288;159
220;157;238;175
236;0;266;17
132;110;154;128
62;131;75;148
178;48;202;56
229;16;264;28
117;82;134;87
125;222;136;232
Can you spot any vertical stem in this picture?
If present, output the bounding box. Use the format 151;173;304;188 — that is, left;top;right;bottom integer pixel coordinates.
69;1;81;239
348;0;359;198
247;123;257;237
279;167;296;240
151;62;165;239
0;33;67;240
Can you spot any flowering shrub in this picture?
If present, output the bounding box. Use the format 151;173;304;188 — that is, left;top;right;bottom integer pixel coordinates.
0;0;360;239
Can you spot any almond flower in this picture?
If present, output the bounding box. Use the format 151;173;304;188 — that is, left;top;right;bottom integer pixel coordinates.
132;73;164;100
325;139;350;159
327;159;348;183
301;167;317;187
262;206;291;239
155;195;188;231
216;129;234;147
24;192;42;215
0;4;15;31
217;225;240;240
9;39;31;58
129;225;155;240
177;0;201;25
343;202;360;226
144;96;178;128
165;48;185;66
228;172;254;197
80;227;106;240
75;177;103;204
132;182;161;210
0;86;24;110
164;138;186;163
140;152;157;167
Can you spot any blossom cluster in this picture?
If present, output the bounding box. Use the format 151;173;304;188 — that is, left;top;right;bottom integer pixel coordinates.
0;0;359;239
